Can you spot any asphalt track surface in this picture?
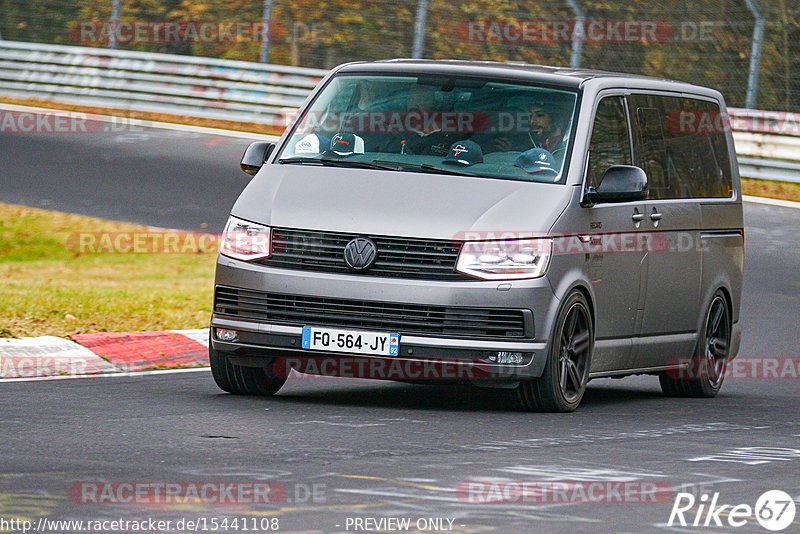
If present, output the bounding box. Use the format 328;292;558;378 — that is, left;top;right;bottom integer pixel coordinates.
1;119;253;232
2;117;800;533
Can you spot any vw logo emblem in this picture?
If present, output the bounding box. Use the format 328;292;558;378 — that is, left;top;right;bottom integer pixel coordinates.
343;238;377;271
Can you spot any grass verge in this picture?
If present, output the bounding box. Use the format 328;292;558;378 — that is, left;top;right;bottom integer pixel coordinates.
741;177;800;203
0;203;216;338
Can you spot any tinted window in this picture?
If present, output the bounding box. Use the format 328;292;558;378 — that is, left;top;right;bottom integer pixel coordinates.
586;96;631;189
634;107;668;195
629;94;732;199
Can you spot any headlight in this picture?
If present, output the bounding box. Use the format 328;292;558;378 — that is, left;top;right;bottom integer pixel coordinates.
456;238;551;280
219;216;271;261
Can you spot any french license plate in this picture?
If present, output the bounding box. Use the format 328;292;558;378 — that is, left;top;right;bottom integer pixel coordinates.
301;326;399;356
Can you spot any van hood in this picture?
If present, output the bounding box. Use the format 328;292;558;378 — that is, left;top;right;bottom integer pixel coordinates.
231;165;572;240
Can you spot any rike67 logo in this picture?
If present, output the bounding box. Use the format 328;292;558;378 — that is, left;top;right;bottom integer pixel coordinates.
668;490;796;531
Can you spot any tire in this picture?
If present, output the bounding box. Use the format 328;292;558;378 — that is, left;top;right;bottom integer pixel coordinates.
209;346;286;396
517;290;594;412
659;290;731;398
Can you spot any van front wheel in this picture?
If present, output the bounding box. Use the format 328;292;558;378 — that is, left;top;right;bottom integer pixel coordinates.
517;291;593;412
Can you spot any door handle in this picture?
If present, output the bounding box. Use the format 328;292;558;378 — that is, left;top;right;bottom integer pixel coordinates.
632;213;645;222
650;211;663;221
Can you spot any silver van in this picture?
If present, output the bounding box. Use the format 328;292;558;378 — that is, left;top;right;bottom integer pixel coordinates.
209;60;743;412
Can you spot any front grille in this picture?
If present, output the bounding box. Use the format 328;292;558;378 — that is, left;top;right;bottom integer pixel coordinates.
258;228;465;280
214;286;530;339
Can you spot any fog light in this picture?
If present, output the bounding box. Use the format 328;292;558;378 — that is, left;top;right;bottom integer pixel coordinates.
489;351;525;364
216;328;238;342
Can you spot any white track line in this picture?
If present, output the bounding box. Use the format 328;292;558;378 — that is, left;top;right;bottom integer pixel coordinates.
0;366;210;383
0;102;279;141
743;195;800;209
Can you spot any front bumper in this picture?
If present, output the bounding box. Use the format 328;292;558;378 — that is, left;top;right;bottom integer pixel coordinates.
210;256;557;380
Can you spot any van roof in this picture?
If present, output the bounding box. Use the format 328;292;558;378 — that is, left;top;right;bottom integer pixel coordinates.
335;58;710;94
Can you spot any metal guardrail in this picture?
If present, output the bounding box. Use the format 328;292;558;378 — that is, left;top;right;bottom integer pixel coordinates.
728;108;800;183
0;40;797;183
736;156;800;184
0;40;327;125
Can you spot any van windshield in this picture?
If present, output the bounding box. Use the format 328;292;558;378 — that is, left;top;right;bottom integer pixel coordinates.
276;74;579;183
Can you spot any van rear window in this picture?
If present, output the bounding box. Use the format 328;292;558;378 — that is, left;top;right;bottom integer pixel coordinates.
629;94;733;199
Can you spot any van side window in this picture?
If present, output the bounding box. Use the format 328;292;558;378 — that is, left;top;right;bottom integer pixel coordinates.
633;107;669;196
587;96;631;189
629;94;733;199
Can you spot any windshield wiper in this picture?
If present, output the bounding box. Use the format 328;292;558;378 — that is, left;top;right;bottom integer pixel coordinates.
280;157;478;176
371;160;478;177
279;156;400;171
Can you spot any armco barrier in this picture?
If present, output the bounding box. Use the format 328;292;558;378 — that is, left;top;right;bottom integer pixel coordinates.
0;40;326;125
0;40;796;183
729;107;800;183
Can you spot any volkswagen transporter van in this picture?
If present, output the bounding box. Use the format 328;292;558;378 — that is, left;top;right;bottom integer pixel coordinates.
209;60;743;412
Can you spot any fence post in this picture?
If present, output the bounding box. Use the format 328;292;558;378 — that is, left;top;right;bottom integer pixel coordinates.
260;0;274;63
412;0;429;59
108;0;121;49
565;0;584;68
743;0;764;109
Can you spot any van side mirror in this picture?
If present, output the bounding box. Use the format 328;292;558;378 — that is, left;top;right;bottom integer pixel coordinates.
583;165;648;205
240;142;275;176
